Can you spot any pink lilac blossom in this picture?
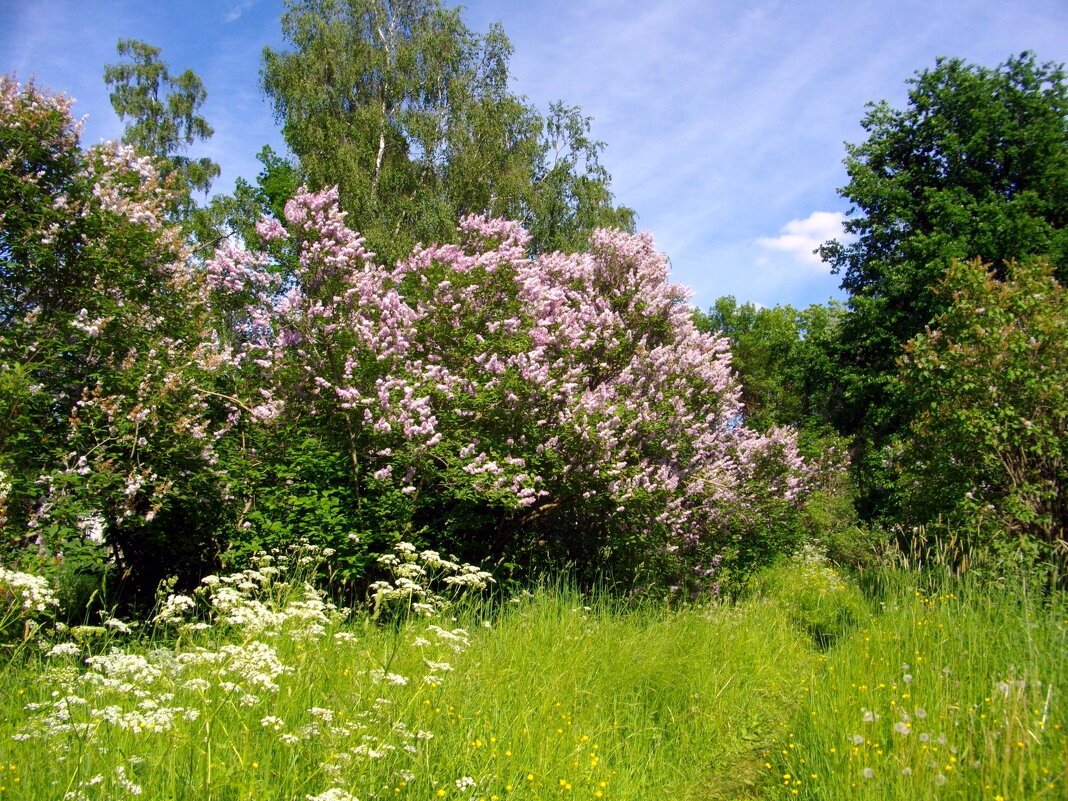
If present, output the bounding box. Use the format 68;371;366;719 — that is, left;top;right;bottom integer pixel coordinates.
214;186;814;564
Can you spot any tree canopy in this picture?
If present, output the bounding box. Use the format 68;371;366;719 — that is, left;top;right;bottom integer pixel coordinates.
696;298;845;435
261;0;633;261
818;52;1068;518
104;39;221;216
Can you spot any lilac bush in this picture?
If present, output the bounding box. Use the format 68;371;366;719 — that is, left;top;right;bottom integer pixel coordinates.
2;77;813;594
211;187;813;587
1;76;239;593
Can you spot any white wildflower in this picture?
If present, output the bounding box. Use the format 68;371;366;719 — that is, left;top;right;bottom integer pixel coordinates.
0;568;59;613
114;765;142;795
46;642;82;658
369;669;408;686
154;594;195;624
305;790;359;801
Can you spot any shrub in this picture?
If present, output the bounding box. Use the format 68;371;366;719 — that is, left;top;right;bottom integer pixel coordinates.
211;188;815;589
891;257;1068;569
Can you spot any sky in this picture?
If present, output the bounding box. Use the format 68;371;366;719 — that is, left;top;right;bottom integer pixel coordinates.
3;0;1067;311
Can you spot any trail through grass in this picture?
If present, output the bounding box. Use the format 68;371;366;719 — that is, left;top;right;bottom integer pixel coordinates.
0;550;1064;801
765;571;1066;800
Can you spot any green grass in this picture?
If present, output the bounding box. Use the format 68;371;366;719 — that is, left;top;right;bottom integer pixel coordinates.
766;570;1067;800
0;552;1064;801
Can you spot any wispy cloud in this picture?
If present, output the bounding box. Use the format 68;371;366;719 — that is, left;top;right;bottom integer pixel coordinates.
6;0;1068;311
756;211;846;269
225;1;262;23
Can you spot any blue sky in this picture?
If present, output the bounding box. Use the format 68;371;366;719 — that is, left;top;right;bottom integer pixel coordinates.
4;0;1067;310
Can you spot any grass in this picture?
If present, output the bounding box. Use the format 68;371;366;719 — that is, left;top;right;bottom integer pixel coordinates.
0;547;1064;801
766;570;1067;800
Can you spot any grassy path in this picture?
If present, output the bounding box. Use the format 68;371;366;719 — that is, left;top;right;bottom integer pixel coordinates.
1;558;1064;800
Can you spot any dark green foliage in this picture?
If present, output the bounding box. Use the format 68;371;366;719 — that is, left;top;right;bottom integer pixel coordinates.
695;298;865;573
819;52;1068;519
695;297;846;434
892;257;1067;562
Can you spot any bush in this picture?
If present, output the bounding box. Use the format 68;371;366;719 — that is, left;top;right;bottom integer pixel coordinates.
891;257;1068;570
3;77;815;598
209;189;816;590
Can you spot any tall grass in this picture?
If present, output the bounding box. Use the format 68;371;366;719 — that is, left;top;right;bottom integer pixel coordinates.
1;546;1064;801
765;568;1067;800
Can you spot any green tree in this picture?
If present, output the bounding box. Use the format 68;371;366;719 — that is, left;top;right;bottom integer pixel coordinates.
892;257;1067;561
523;102;636;253
1;76;239;597
696;298;866;564
104;39;221;217
696;297;845;434
261;0;632;261
818;52;1068;517
190;145;302;257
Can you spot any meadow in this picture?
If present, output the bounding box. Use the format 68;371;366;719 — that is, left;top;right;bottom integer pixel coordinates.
3;25;1066;801
1;544;1064;801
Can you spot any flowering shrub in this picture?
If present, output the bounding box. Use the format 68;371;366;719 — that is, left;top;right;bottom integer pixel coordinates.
3;77;813;596
1;76;241;598
214;188;814;588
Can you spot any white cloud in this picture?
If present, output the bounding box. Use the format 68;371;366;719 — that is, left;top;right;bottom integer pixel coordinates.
225;1;261;23
756;211;846;267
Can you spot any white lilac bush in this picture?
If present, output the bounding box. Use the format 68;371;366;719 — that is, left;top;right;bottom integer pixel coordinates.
0;75;240;593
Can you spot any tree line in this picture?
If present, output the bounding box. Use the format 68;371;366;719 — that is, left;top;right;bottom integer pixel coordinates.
697;52;1067;570
1;0;1065;612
